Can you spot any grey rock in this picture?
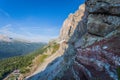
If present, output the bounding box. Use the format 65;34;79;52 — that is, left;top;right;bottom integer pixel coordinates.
87;14;120;36
59;4;85;42
86;0;120;15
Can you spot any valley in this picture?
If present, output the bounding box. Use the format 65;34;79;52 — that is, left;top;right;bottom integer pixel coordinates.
0;42;60;80
0;40;45;59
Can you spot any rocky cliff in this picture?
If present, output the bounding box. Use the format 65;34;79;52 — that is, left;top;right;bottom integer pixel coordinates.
59;4;85;42
27;0;120;80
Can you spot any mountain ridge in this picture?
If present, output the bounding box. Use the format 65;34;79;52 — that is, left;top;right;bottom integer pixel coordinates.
0;40;45;59
27;0;120;80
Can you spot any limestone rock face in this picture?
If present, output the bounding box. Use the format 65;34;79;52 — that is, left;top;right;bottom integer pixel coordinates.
59;4;85;42
86;0;120;37
55;0;120;80
87;14;120;36
74;33;120;80
70;0;120;80
27;0;120;80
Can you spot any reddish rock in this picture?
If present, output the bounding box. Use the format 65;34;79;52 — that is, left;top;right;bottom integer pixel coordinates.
74;34;120;80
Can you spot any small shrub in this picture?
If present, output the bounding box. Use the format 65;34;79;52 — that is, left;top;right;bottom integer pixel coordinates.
20;68;30;74
51;43;60;54
117;67;120;80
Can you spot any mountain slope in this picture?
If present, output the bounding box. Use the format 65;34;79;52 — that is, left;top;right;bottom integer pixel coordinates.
2;42;60;80
0;45;48;80
0;40;45;59
27;0;120;80
27;4;86;80
0;34;13;42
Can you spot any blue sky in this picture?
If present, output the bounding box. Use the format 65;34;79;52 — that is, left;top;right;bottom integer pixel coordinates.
0;0;84;42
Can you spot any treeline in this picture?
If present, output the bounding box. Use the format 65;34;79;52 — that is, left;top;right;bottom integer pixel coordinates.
0;42;60;80
0;41;45;59
0;46;46;80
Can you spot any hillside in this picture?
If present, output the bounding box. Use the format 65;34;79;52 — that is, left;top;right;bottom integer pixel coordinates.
2;42;60;80
0;46;46;80
27;0;120;80
0;41;45;59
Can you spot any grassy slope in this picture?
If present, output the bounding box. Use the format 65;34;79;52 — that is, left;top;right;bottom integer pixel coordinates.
0;41;45;59
0;46;45;79
0;42;60;80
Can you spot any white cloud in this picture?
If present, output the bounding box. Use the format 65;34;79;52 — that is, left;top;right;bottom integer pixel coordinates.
19;26;60;32
0;24;12;34
0;24;59;42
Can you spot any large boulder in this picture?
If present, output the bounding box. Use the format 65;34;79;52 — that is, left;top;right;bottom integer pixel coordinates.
87;14;120;36
86;0;120;15
86;0;120;37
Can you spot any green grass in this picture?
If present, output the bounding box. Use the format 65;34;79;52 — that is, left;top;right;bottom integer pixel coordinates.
0;46;46;79
51;43;60;54
20;67;30;74
117;67;120;80
38;54;48;63
35;43;60;65
0;42;60;80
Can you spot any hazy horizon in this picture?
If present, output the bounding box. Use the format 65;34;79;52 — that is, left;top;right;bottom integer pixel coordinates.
0;0;84;42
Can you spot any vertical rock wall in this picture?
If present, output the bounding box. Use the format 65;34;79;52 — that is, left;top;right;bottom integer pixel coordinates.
27;0;120;80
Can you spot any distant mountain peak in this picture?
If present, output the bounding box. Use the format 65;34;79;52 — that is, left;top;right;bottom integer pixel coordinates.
0;34;32;43
0;34;13;42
